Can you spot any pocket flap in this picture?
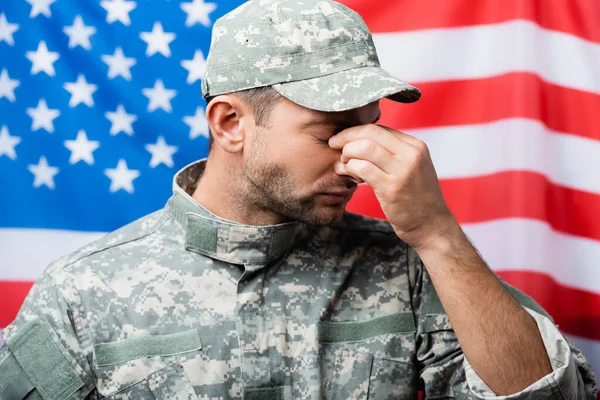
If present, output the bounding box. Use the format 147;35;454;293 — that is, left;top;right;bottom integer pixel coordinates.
147;363;199;399
94;329;202;367
317;312;415;343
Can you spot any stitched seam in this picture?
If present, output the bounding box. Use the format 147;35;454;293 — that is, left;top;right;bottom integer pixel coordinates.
209;41;370;70
47;212;169;276
49;276;95;388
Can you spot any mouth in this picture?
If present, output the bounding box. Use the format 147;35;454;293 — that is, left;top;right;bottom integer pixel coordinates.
319;190;356;204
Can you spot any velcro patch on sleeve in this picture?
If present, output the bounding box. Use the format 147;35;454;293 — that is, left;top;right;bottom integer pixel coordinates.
6;320;84;400
0;352;35;400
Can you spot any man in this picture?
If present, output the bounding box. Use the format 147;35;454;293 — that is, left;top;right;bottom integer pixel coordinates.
0;0;597;398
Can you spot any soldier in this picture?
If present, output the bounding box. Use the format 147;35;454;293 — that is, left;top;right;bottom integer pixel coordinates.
0;0;597;399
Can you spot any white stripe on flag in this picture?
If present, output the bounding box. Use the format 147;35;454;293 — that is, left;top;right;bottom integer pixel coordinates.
0;228;105;281
407;118;600;195
462;218;600;294
374;20;600;94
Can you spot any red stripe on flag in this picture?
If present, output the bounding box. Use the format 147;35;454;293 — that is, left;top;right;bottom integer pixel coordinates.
347;185;386;220
380;72;600;142
339;0;600;44
0;281;33;328
496;271;600;340
348;177;600;243
441;171;600;243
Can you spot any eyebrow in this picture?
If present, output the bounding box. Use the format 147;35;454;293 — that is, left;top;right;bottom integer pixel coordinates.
303;111;382;128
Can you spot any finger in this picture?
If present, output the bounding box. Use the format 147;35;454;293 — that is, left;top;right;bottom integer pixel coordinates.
334;160;366;184
377;125;427;150
334;161;363;183
329;124;417;156
340;139;397;175
336;158;387;188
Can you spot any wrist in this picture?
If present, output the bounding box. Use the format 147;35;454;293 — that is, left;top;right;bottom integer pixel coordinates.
408;215;465;255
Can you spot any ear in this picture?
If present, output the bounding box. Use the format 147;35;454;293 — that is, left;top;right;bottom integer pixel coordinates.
205;94;249;153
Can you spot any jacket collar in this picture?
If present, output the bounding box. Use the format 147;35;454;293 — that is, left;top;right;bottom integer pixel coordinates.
166;159;310;268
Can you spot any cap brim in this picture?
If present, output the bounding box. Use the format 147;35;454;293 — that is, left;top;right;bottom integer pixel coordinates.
272;66;421;112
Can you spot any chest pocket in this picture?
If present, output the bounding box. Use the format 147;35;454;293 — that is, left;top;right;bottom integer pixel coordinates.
317;312;417;400
92;329;202;399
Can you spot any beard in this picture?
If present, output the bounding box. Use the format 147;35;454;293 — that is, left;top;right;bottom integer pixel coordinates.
240;133;354;226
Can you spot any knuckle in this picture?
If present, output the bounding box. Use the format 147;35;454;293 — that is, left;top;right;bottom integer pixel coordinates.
359;139;376;155
408;147;423;164
366;124;380;137
415;140;428;153
355;160;372;175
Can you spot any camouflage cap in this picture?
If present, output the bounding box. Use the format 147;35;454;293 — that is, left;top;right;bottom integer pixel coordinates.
201;0;421;112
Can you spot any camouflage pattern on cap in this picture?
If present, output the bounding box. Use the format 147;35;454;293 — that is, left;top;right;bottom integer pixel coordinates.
201;0;421;111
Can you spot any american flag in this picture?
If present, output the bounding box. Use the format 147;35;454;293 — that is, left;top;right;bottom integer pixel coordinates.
0;0;227;331
1;0;599;383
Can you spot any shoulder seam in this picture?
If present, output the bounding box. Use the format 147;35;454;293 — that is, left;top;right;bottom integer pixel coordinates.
46;212;169;277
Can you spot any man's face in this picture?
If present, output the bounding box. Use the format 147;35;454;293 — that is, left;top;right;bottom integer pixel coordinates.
241;97;381;225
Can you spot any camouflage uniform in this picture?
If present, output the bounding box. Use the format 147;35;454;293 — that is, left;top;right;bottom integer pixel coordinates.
0;159;597;399
1;0;597;399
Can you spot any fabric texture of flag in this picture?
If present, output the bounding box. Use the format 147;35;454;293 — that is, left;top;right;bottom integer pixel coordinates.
0;0;599;384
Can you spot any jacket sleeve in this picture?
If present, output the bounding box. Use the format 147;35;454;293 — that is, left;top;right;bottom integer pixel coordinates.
0;272;96;400
408;247;598;399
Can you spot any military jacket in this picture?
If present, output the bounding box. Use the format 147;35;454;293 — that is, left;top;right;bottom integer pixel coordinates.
0;159;596;400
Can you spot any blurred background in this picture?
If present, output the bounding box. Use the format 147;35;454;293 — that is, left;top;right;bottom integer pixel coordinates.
0;0;599;384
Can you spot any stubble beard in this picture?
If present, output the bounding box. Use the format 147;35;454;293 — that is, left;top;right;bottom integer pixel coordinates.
241;137;345;226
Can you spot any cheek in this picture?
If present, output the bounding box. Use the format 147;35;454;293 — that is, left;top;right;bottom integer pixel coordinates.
280;139;338;182
259;125;338;185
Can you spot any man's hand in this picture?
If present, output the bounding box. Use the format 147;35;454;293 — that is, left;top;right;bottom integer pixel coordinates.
328;124;455;250
330;123;553;396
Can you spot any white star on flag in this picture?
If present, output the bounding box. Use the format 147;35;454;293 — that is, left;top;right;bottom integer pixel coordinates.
0;69;20;102
0;13;19;46
63;15;96;50
26;99;60;133
26;41;60;77
64;74;98;108
181;50;207;84
142;79;176;112
0;125;21;160
183;106;209;139
100;0;137;26
180;0;217;27
26;0;57;18
105;159;140;193
101;47;136;80
64;130;100;165
145;136;178;168
28;156;59;189
105;104;137;136
140;22;176;57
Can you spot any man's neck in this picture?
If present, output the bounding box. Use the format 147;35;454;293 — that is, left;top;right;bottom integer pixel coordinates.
191;157;287;227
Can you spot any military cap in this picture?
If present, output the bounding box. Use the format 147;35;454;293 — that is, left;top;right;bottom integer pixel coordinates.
201;0;421;111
